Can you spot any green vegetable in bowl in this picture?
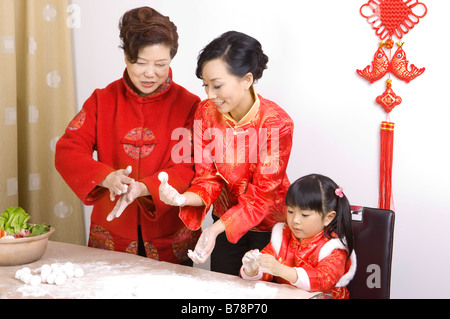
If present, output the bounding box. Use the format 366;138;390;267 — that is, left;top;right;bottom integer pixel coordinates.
27;222;51;237
0;206;50;237
0;207;29;235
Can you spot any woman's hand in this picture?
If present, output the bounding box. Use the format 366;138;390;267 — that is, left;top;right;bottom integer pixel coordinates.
158;172;204;207
100;166;135;201
188;219;225;264
106;181;149;221
158;172;186;206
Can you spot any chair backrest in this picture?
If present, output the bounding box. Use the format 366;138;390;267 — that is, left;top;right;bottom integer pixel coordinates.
347;206;395;299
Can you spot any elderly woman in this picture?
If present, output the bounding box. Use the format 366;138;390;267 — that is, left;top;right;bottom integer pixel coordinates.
55;7;200;265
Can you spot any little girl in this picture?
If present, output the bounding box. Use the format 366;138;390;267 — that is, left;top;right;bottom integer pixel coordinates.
240;174;357;299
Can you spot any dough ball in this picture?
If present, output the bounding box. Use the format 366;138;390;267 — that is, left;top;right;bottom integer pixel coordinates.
30;275;42;286
61;262;74;277
62;262;73;269
63;267;74;278
158;171;168;183
40;264;51;273
21;267;31;273
21;272;33;284
15;269;24;280
41;268;51;282
50;263;60;270
46;271;57;284
74;267;84;278
41;266;51;275
54;272;67;286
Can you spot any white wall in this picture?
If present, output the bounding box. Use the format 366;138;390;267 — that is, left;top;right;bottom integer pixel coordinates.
69;0;450;298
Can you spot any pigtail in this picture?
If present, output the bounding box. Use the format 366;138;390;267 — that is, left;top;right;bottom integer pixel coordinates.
334;195;354;258
320;177;354;259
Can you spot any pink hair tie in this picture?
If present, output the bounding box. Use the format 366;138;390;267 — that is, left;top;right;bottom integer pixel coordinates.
335;187;344;198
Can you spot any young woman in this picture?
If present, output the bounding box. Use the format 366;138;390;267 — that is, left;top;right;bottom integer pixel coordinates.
55;7;200;264
159;31;294;275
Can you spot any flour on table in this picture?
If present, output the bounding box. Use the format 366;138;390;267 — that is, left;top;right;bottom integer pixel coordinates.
15;260;280;299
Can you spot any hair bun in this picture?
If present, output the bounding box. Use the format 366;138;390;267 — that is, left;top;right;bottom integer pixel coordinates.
196;31;268;81
253;49;269;81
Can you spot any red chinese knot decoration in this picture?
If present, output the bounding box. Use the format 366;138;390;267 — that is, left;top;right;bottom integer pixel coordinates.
376;79;402;113
356;0;427;210
360;0;427;40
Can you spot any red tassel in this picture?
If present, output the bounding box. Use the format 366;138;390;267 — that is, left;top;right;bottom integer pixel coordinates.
379;121;394;210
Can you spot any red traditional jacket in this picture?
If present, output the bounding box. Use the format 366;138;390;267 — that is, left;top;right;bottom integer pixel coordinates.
242;223;357;299
55;69;200;263
179;88;294;243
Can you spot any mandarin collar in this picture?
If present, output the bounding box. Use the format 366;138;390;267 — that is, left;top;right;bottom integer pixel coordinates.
222;85;260;127
290;229;325;249
122;67;173;101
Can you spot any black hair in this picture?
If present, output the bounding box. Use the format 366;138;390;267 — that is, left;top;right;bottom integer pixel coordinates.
285;174;354;257
195;31;268;82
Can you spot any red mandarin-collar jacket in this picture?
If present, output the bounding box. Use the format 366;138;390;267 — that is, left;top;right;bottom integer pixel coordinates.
249;223;357;299
55;69;200;263
179;90;294;243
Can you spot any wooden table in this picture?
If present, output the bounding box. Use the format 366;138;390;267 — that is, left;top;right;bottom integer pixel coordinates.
0;241;322;299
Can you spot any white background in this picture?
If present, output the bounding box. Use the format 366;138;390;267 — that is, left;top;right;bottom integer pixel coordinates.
69;0;450;298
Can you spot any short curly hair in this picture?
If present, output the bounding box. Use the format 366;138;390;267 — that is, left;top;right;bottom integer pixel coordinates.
119;7;179;63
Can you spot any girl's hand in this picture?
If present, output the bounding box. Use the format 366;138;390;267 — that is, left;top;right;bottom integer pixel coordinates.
100;166;135;201
258;254;282;276
242;249;261;276
258;254;299;284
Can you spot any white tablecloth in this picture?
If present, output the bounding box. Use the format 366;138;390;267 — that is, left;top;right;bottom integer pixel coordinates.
0;241;321;299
